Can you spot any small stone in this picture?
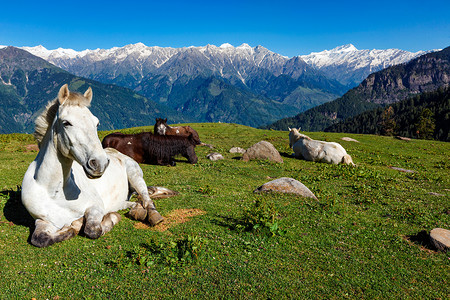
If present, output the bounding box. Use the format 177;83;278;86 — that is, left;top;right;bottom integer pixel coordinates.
389;166;415;173
427;192;445;196
206;152;224;161
395;136;411;141
341;137;359;142
430;228;450;252
229;147;246;154
254;177;317;199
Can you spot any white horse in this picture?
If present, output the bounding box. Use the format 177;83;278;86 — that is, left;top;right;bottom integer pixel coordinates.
21;84;170;247
288;128;355;165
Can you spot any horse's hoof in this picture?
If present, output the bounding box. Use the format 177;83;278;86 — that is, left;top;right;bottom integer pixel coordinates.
84;224;103;239
147;209;164;226
127;203;147;221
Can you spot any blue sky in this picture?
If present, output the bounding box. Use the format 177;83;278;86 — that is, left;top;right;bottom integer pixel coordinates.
1;0;449;57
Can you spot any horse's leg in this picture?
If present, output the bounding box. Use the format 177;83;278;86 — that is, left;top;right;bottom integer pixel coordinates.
84;206;105;239
84;206;121;238
31;217;83;248
186;146;198;164
123;158;164;226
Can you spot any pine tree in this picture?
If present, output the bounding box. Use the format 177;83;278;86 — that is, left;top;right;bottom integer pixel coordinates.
380;106;396;136
415;108;435;139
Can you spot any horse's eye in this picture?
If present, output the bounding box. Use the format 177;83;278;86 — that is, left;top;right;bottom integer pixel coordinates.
62;120;72;127
97;122;100;128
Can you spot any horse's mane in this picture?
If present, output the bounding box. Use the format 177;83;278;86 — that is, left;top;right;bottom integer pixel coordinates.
34;92;91;146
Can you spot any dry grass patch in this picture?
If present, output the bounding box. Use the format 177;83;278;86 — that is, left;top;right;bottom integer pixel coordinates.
134;208;206;232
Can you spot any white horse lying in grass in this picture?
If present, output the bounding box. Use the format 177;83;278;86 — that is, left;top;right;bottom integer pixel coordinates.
288;128;355;165
21;84;171;247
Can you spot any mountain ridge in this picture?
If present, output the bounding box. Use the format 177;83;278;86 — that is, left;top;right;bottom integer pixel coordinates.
301;44;432;87
0;47;189;133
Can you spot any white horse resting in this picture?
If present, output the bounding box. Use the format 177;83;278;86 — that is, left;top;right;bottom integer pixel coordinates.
21;84;172;247
288;128;355;165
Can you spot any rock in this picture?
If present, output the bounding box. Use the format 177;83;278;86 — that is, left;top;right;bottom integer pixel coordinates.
206;152;224;161
341;137;359;142
395;136;411;141
389;166;415;173
200;143;214;149
427;192;445;196
242;141;283;163
254;177;317;199
229;147;246;154
430;228;450;252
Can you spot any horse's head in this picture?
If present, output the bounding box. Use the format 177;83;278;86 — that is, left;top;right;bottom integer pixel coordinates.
53;84;110;179
154;118;168;135
289;127;308;147
288;127;300;147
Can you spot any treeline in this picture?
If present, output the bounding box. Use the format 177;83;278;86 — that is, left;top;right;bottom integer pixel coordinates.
260;88;379;131
326;86;450;141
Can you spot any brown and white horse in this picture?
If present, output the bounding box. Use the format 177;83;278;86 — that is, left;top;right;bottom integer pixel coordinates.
154;118;202;146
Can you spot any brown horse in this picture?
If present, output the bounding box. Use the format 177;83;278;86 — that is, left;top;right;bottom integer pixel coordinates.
154;118;201;145
102;132;198;166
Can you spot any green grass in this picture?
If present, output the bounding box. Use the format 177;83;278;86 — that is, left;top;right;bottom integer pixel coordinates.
0;123;449;299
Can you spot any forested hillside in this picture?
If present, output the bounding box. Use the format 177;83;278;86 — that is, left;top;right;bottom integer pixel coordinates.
326;87;450;141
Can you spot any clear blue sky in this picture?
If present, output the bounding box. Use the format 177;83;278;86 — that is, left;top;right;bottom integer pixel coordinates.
1;0;449;57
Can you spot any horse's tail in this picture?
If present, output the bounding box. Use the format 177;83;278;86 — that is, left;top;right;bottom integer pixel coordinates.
342;154;355;166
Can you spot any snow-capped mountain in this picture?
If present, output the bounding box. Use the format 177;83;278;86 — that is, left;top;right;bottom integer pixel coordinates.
23;43;308;85
22;42;431;90
301;44;430;87
22;42;347;114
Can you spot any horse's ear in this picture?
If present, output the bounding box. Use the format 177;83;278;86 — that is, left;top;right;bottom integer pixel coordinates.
164;118;167;122
84;87;93;103
58;84;70;105
288;127;292;131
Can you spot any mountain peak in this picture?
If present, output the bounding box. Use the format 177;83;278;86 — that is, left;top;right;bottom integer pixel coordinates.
220;43;234;49
331;44;358;52
237;43;252;50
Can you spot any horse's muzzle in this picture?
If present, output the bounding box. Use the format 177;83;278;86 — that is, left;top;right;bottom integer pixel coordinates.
84;158;110;179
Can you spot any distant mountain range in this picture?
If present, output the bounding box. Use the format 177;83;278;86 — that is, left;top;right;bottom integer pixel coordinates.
0;47;188;133
300;44;431;88
264;46;450;132
0;43;436;133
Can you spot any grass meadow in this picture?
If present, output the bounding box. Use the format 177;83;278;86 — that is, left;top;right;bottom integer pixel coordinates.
0;123;449;299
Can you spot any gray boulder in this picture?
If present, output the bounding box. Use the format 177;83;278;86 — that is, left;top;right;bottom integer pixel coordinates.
242;141;283;163
254;177;317;199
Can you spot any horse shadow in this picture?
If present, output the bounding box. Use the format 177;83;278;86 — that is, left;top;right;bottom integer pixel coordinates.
1;187;35;242
280;151;294;159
